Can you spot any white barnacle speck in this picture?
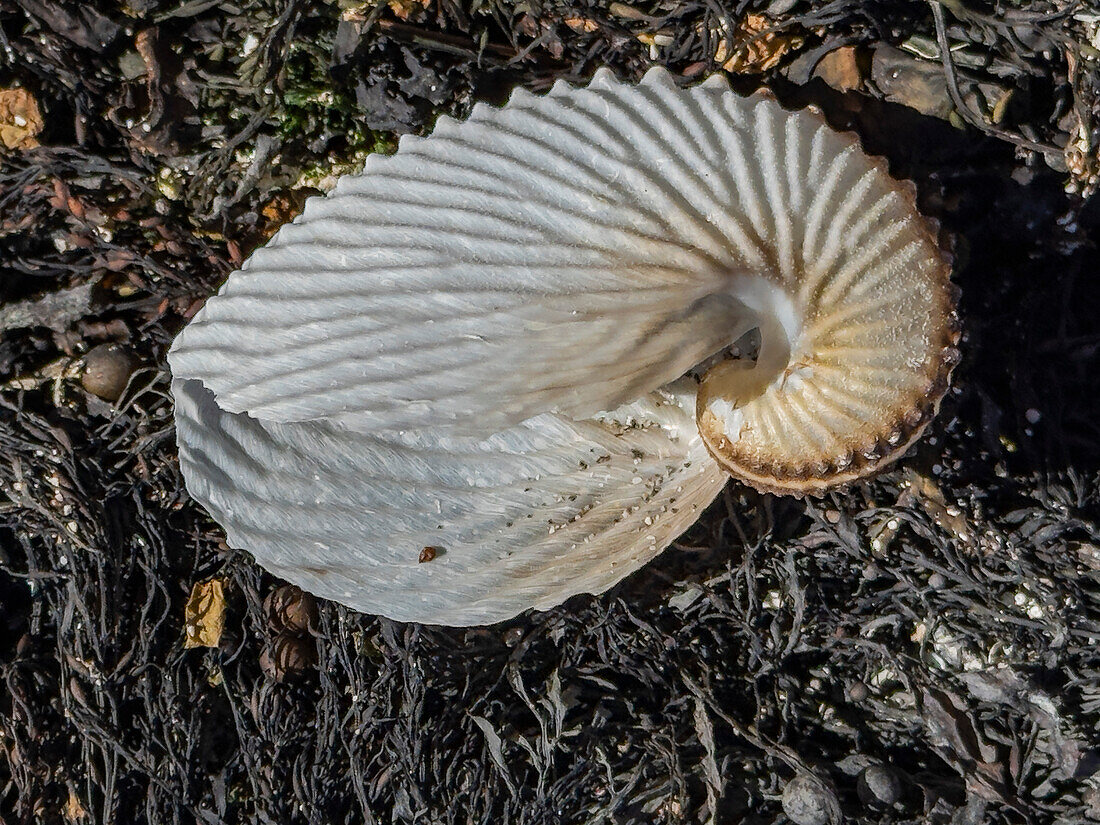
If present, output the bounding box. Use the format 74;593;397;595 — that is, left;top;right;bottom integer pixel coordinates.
1014;588;1046;620
169;67;958;626
705;395;745;441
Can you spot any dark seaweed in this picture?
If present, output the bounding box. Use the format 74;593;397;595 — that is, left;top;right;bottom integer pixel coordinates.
2;1;1099;823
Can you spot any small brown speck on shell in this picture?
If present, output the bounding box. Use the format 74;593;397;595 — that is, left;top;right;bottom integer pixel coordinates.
419;546;441;563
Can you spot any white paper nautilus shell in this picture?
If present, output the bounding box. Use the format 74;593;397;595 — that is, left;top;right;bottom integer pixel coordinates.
170;67;959;626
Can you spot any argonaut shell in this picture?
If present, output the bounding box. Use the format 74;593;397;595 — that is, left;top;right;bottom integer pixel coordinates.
170;67;959;626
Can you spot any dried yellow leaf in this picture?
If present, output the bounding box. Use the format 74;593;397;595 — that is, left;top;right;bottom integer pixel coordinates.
64;787;87;822
387;0;429;21
713;14;803;74
563;16;599;33
814;46;864;92
0;88;44;151
183;579;227;649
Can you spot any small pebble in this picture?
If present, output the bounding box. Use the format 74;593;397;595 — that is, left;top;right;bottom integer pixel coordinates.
781;773;838;825
81;344;136;401
856;764;902;807
928;571;947;589
847;681;869;702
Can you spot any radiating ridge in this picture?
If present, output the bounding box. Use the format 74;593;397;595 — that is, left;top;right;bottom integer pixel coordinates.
170;67;958;623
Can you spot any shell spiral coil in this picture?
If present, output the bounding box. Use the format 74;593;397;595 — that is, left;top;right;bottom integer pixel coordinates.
170;67;959;626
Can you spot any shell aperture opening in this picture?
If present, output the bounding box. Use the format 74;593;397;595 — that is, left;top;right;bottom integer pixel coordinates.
169;67;958;626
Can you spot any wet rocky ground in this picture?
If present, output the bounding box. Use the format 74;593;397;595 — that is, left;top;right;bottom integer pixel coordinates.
1;1;1100;823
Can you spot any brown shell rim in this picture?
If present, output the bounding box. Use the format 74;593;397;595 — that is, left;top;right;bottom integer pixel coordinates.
695;83;961;499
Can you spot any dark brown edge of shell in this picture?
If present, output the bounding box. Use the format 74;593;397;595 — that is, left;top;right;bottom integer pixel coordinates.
700;86;962;499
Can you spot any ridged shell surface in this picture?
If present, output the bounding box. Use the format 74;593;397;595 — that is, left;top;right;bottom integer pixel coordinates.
174;377;727;625
170;67;957;625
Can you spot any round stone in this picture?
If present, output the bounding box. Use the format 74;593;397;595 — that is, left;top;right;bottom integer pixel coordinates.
781;774;838;825
856;764;902;807
81;344;136;401
847;681;869;703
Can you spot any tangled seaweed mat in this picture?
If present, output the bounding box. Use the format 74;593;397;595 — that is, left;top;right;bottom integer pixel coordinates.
2;1;1100;823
